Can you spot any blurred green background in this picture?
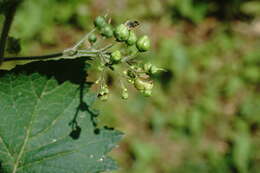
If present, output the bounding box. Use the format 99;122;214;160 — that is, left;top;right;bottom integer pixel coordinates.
4;0;260;172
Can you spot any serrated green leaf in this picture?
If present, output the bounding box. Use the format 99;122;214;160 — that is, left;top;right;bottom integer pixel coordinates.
0;73;123;173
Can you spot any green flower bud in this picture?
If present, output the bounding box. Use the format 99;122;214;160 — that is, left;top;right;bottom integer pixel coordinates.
123;70;128;75
88;33;97;43
100;85;109;95
101;25;113;38
134;78;153;92
127;79;134;84
121;88;128;100
150;65;160;74
114;24;129;42
143;63;152;73
136;35;151;52
144;82;153;90
94;16;107;29
97;64;105;71
134;78;146;90
126;70;136;78
111;50;122;62
142;89;152;97
99;94;108;101
126;30;137;46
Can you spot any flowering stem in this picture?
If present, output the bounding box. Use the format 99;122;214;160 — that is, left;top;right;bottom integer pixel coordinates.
3;52;63;62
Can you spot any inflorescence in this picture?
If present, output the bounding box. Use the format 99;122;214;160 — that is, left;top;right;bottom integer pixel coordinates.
64;15;164;101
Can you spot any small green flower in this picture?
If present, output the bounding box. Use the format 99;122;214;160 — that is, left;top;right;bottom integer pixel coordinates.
121;88;129;100
111;50;122;62
126;30;137;46
101;25;113;38
94;16;107;29
99;94;108;101
88;33;97;43
149;65;160;74
143;63;152;73
142;89;152;97
136;35;151;52
97;64;105;71
134;78;146;90
114;24;130;42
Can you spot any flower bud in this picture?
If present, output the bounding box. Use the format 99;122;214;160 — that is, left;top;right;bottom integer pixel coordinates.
143;63;152;73
121;88;128;100
111;50;122;62
142;89;152;97
100;85;109;95
101;25;113;38
99;94;108;101
127;79;134;84
144;81;153;90
97;64;105;71
136;35;151;52
149;65;160;74
88;33;97;43
94;16;107;29
114;24;129;42
134;78;146;90
126;30;137;46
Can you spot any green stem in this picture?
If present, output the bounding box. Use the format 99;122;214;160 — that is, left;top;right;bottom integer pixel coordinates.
3;52;100;62
0;2;19;63
3;52;63;62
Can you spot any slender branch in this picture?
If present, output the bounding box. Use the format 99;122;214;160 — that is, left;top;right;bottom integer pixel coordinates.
3;52;63;62
2;43;115;62
1;23;112;63
72;29;96;50
0;2;19;63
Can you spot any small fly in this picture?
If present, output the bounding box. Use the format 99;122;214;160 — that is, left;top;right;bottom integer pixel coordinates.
125;20;140;30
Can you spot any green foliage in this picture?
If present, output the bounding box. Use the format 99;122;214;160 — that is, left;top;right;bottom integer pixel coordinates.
0;73;122;173
12;0;90;40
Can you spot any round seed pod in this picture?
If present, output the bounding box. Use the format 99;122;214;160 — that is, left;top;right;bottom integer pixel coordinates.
142;89;152;97
100;25;113;38
149;65;160;74
94;16;107;29
88;33;97;43
126;30;137;46
136;35;151;52
111;50;122;62
121;89;129;100
143;63;152;73
114;24;130;42
143;81;153;90
134;78;146;91
99;94;108;101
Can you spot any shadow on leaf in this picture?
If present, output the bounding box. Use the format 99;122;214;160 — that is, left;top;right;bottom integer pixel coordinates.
0;57;101;140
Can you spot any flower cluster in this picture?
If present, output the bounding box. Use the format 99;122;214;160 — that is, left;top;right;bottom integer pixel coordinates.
76;15;163;101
